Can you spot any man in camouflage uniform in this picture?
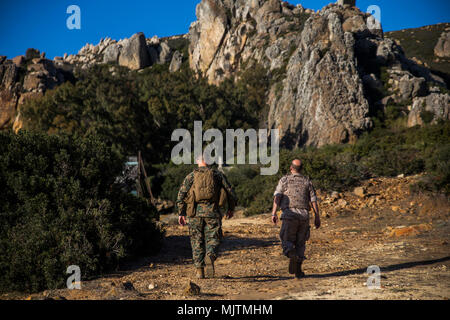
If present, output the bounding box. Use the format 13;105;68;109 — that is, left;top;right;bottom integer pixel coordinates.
271;159;321;278
177;156;236;279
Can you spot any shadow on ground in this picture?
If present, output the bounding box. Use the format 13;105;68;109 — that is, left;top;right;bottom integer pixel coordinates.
305;256;450;279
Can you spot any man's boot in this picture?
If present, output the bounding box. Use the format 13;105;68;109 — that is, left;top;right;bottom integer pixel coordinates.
196;267;205;279
288;251;298;275
205;254;215;278
295;260;305;279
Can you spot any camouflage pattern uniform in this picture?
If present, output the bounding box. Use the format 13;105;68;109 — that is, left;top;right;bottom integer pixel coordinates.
177;167;236;268
274;173;317;260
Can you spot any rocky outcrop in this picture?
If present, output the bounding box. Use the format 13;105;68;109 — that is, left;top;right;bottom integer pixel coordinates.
169;51;183;72
59;33;184;70
118;32;151;70
188;0;449;147
434;32;450;58
188;0;376;146
408;93;450;127
0;50;66;130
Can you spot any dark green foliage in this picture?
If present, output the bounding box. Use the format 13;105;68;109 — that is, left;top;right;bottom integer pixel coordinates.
420;109;435;124
0;131;163;293
22;62;265;166
157;163;196;202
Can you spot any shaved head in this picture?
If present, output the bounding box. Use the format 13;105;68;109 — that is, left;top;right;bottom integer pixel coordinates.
196;154;207;167
290;159;302;173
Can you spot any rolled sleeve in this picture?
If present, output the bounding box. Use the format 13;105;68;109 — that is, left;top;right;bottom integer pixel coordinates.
273;177;286;197
309;181;317;203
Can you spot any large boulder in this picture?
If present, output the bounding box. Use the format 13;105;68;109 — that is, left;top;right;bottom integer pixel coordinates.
408;93;450;127
169;51;183;72
118;32;151;70
189;0;229;74
434;32;450;58
103;43;120;64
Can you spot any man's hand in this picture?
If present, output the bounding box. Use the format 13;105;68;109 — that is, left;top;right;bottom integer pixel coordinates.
226;210;234;219
178;215;186;226
314;214;321;229
272;214;278;225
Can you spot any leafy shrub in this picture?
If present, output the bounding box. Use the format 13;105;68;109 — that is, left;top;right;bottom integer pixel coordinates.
0;131;163;293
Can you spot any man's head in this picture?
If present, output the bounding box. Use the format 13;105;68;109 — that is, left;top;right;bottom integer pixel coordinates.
196;154;207;167
290;159;302;174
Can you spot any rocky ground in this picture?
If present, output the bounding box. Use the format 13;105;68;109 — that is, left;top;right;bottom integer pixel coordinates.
1;174;449;300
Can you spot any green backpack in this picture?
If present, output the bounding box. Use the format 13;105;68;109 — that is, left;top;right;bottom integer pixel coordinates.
193;168;219;203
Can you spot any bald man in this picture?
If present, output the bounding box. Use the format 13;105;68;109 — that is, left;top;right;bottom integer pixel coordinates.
271;159;320;278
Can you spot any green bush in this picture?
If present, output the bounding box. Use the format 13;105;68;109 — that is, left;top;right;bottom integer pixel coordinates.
0;131;163;293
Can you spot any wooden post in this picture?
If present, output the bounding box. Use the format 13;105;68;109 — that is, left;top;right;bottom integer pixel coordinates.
138;151;155;204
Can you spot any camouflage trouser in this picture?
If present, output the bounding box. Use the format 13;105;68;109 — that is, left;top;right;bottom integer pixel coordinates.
188;217;221;268
279;216;310;260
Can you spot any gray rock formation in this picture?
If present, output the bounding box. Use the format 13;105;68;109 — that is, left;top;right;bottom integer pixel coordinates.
0;50;66;131
408;93;450;127
103;43;120;64
187;0;449;147
337;0;356;7
118;32;151;70
268;6;372;147
169;51;183;72
434;32;450;58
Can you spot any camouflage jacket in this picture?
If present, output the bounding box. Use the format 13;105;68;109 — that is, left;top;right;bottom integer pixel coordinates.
176;167;237;218
274;173;317;219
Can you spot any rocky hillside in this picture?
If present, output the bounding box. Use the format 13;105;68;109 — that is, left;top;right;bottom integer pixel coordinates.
385;23;450;84
0;33;188;132
1;0;449;149
188;0;449;147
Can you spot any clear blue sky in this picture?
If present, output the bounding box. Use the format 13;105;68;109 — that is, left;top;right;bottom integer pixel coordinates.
0;0;449;60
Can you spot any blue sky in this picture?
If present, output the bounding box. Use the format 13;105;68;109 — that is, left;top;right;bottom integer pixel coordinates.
0;0;449;60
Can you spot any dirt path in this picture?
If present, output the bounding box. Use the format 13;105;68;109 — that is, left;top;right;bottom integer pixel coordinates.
3;176;450;300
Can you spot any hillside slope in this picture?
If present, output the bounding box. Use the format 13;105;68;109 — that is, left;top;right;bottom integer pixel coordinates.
385;23;450;85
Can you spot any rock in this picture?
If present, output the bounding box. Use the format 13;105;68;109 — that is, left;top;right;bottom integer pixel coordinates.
12;55;25;67
184;281;201;296
268;7;372;147
0;56;6;64
25;48;41;60
118;32;151;70
169;51;183;72
434;32;450;58
189;0;228;74
407;93;450;127
391;206;400;212
0;87;19;129
158;42;172;64
398;75;427;100
1;62;19;87
337;199;348;207
338;0;356;6
330;191;340;202
353;186;366;198
343;15;367;33
148;283;157;290
388;224;432;237
103;43;120;64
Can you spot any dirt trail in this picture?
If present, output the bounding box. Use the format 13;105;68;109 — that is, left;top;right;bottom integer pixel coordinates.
3;175;449;300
